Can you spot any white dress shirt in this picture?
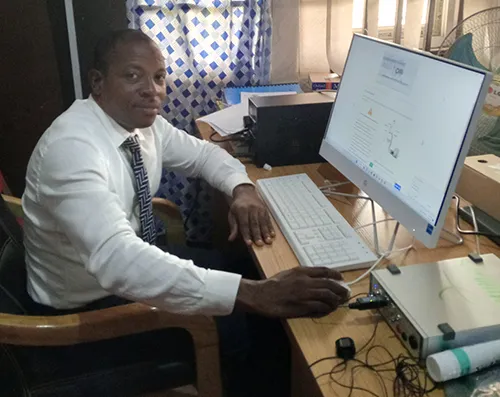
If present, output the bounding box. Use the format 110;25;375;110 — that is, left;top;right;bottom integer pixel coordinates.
22;96;252;314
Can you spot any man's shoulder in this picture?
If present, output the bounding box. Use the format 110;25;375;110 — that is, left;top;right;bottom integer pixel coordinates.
49;99;99;137
37;99;108;152
31;100;107;164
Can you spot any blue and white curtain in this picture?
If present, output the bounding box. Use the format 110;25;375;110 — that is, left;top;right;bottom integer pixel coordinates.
127;0;272;243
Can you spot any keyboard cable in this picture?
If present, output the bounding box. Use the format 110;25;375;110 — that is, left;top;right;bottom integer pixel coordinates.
347;253;388;286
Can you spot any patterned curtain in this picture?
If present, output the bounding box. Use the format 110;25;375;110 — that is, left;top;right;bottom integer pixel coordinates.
127;0;272;244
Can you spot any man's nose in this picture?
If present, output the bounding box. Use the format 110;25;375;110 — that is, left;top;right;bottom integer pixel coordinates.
140;77;159;96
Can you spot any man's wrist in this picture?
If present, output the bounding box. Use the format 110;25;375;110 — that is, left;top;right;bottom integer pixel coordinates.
232;183;255;198
234;278;263;313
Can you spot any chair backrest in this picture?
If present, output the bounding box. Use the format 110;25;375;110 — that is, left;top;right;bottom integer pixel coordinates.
0;195;30;314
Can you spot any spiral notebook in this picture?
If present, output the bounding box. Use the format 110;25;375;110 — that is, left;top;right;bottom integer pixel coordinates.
224;83;302;105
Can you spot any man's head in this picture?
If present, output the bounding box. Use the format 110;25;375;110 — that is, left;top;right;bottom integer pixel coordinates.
89;29;167;131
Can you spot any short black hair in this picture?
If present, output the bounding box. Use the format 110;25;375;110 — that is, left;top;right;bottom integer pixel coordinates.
92;29;154;74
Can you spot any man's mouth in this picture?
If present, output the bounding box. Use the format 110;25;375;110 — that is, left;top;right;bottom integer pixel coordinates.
135;105;159;115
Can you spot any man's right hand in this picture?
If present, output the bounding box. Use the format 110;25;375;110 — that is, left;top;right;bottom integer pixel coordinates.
235;267;349;318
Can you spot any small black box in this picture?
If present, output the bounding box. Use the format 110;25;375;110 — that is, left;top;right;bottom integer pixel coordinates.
248;92;335;167
335;337;356;360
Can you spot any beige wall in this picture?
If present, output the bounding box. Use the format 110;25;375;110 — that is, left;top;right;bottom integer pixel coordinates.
271;0;301;83
465;0;500;17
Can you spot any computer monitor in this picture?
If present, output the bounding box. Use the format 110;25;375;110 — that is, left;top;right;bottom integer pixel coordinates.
319;34;492;248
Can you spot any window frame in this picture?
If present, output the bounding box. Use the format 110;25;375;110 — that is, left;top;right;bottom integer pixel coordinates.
353;0;457;49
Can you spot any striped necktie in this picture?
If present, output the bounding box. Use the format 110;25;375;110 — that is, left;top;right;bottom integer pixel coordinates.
123;135;157;245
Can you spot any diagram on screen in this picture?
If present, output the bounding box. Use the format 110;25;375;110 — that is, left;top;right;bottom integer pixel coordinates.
386;120;400;159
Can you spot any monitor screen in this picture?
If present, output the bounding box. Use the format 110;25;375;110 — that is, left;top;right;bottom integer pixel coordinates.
319;34;491;248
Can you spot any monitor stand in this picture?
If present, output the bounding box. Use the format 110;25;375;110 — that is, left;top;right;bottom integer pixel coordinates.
322;189;464;256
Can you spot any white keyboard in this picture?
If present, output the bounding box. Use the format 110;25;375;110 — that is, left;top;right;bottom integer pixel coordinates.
257;174;377;271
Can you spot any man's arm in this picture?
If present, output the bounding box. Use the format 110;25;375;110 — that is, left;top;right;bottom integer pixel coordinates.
158;118;251;197
36;137;241;315
158;119;274;245
36;136;349;318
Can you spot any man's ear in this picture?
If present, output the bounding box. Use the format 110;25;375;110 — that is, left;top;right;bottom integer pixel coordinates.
89;69;104;97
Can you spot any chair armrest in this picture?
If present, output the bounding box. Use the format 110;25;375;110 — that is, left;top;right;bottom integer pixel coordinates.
0;303;222;396
1;195;181;224
152;197;186;245
1;194;23;219
1;194;186;243
152;197;183;221
0;302;216;346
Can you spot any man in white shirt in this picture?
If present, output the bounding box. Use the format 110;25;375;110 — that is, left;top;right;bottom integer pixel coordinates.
24;28;348;318
22;29;348;395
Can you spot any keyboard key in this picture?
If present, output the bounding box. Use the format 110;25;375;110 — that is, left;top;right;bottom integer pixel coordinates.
330;255;350;264
319;226;342;241
338;225;354;238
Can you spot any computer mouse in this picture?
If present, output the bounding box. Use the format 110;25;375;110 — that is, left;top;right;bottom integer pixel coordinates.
335;280;352;299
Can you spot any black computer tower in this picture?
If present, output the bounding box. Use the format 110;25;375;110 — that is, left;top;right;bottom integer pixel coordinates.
248;92;335;167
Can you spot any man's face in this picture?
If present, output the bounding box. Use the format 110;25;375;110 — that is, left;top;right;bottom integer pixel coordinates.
91;39;167;131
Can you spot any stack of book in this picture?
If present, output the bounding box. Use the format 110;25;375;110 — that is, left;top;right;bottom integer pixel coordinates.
309;73;341;91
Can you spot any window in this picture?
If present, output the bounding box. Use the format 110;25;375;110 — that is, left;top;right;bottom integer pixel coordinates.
352;0;449;47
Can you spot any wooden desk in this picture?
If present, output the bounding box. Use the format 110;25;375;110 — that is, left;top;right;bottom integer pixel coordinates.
196;120;500;397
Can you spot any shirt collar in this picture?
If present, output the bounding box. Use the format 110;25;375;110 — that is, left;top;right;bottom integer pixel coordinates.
87;95;139;148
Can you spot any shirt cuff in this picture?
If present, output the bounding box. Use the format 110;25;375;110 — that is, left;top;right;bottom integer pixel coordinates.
202;269;242;315
223;174;254;198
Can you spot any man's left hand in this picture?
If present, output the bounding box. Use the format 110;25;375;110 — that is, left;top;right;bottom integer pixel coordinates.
228;184;275;246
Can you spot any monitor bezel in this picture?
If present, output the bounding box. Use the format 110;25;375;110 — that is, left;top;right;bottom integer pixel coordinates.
319;34;492;248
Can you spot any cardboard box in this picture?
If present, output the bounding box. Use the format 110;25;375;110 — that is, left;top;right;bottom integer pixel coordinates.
309;73;341;91
456;154;500;221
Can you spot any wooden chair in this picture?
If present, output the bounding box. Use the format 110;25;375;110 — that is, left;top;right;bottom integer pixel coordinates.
0;194;222;397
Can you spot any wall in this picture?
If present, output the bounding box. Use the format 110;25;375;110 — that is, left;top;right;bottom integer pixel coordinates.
271;0;301;83
271;0;330;81
0;1;68;196
73;0;129;98
299;0;331;77
0;0;127;196
464;0;500;16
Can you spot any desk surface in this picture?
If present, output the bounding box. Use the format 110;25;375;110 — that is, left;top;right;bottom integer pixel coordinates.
197;120;500;397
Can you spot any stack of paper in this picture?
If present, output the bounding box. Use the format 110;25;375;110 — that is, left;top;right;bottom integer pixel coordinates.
199;103;247;137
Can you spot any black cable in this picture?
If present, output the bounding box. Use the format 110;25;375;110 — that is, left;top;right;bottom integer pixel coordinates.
454;195;500;238
365;344;397;368
312;315;385;396
348;358;389;397
321;357;388;397
311;292;369;325
311;311;437;397
358;318;380;355
308;355;339;369
363;344;437;397
349;296;390;310
314;358;345;379
392;355;435;396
